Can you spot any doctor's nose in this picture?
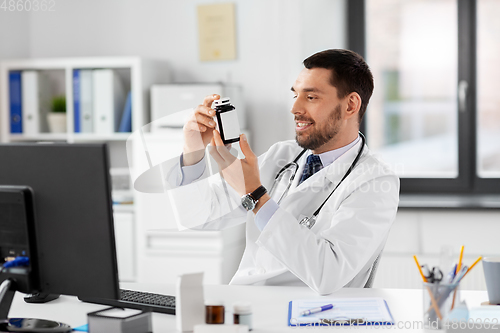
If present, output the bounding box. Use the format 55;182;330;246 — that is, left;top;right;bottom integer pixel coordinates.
290;98;305;116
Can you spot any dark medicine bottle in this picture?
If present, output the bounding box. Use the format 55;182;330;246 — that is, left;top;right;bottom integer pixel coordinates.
213;97;241;144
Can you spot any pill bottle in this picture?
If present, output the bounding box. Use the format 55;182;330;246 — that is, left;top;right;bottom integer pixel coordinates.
233;302;253;330
205;300;225;324
213;97;241;144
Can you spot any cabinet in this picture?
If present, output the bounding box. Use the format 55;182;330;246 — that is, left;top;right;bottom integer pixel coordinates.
130;129;246;284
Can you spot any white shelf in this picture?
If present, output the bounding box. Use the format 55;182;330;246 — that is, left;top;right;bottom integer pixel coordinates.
0;56;170;143
8;133;69;141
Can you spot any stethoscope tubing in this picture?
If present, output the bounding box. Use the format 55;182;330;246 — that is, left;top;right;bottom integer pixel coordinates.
268;132;366;221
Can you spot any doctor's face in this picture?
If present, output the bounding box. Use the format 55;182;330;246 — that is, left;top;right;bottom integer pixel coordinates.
291;67;346;154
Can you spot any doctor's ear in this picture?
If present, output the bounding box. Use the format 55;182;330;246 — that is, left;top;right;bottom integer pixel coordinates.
345;92;361;120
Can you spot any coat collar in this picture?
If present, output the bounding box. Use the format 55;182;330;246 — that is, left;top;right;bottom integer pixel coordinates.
287;139;367;196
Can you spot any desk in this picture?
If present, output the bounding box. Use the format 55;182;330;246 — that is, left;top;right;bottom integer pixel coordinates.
8;284;489;332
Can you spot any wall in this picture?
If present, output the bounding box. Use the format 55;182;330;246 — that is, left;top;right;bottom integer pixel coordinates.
0;10;30;60
19;0;346;155
374;209;500;290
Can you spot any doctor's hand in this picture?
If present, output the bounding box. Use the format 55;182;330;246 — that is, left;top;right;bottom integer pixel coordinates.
210;131;269;212
182;94;220;166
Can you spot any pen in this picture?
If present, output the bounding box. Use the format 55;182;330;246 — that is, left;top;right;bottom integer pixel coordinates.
300;304;334;316
451;265;468;284
445;264;457;283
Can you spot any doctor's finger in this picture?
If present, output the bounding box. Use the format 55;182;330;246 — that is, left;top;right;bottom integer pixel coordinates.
213;130;237;161
194;104;216;118
185;119;209;132
239;134;256;161
193;112;216;129
208;138;226;166
202;94;221;108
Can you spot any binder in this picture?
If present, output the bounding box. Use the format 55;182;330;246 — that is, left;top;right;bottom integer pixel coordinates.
9;71;22;133
118;91;132;132
73;69;81;132
79;70;94;133
92;69;125;134
288;297;394;326
21;71;50;135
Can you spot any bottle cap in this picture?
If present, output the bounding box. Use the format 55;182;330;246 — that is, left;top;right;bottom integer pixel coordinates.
213;97;231;106
233;301;252;314
205;300;225;306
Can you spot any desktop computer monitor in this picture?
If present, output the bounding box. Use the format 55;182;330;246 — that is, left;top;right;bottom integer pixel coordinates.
0;143;120;301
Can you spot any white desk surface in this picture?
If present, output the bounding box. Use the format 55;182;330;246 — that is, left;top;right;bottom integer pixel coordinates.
8;283;489;332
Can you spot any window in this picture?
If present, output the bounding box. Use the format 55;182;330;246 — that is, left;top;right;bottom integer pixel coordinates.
349;0;500;194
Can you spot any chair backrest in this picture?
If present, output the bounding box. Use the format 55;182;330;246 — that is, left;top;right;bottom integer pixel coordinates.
364;254;381;288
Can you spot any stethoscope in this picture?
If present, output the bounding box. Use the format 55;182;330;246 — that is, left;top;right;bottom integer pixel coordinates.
268;132;366;229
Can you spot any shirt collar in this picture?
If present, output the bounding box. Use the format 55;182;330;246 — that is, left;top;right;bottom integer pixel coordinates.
309;135;361;168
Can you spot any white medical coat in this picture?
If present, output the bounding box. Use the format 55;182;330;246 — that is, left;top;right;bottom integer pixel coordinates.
166;139;400;295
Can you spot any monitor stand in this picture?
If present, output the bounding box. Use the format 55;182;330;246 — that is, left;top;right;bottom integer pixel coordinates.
24;293;60;303
0;280;71;333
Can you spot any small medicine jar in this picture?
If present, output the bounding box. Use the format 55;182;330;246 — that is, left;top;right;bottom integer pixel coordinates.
233;302;253;330
213;97;241;145
205;300;225;325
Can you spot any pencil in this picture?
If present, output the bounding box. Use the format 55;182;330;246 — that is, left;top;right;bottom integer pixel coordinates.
464;256;482;277
456;245;464;274
413;255;428;283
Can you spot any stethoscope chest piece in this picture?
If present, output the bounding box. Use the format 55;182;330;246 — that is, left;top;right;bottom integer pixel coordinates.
299;215;317;229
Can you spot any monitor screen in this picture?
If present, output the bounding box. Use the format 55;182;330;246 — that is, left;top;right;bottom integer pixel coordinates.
0;143;119;300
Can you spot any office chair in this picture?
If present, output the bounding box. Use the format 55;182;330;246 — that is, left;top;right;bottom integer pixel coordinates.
364;254;381;288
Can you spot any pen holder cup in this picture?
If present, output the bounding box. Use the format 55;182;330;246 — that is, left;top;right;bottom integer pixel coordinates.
423;282;460;329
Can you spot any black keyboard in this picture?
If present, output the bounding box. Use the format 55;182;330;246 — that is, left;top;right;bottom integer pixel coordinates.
79;289;176;315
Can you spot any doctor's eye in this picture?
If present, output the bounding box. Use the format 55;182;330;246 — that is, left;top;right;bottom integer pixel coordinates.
292;95;298;99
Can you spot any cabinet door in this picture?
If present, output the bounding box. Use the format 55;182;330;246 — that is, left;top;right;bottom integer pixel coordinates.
113;211;135;281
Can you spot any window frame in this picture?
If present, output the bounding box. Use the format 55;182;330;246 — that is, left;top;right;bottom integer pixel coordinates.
348;0;500;195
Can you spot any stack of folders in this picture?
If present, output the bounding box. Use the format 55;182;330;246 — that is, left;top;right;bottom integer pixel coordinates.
9;71;51;135
8;69;132;135
87;307;151;333
73;69;132;134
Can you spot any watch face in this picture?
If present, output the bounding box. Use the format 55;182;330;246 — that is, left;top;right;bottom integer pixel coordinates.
241;195;256;211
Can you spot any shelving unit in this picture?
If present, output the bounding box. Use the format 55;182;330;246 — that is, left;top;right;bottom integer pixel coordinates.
0;57;170;282
0;57;169;143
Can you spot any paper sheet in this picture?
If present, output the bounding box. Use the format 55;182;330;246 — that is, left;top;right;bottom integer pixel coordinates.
288;297;394;326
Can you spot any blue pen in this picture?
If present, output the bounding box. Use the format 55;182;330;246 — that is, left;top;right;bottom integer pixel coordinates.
445;264;457;283
300;304;334;316
451;265;468;284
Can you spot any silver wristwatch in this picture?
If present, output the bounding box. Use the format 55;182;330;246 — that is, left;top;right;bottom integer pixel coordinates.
241;185;267;211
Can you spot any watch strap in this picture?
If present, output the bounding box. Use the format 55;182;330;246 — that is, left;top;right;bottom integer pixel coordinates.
249;185;267;201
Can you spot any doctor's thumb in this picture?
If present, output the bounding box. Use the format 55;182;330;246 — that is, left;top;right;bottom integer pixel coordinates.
239;134;255;158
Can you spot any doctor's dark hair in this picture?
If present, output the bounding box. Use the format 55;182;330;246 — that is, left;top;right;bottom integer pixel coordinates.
303;49;374;122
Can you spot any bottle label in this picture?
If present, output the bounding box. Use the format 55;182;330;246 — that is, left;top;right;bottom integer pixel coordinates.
217;109;241;142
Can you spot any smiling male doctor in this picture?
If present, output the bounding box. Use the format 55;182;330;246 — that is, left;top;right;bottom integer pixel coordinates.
167;49;400;295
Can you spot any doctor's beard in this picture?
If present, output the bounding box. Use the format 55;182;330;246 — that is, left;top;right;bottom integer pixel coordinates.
295;104;342;151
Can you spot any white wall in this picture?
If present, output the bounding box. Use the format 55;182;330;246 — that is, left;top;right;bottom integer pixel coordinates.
0;10;30;59
374;209;500;290
18;0;346;155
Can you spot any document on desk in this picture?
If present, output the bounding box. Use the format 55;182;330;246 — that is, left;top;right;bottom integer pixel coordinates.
288;298;394;326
